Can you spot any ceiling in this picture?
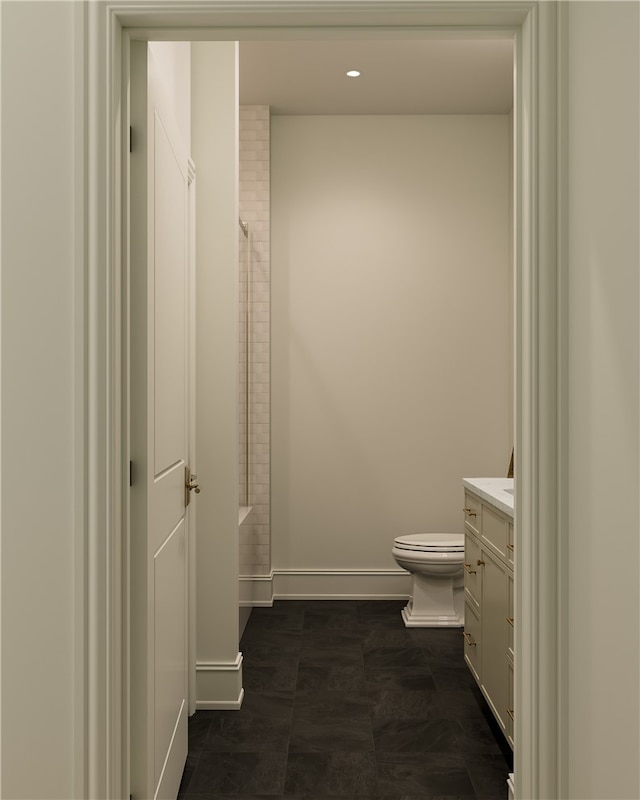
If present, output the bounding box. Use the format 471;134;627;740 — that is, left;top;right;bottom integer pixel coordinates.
239;38;514;116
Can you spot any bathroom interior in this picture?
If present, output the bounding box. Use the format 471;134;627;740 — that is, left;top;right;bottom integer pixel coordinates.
181;33;516;797
236;36;514;606
243;33;512;785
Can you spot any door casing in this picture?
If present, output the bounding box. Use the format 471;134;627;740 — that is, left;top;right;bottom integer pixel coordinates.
84;3;567;799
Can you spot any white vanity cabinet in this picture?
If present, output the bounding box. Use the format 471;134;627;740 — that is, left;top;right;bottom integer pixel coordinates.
462;478;514;748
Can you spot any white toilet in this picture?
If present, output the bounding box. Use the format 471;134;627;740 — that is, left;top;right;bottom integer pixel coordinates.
392;533;465;627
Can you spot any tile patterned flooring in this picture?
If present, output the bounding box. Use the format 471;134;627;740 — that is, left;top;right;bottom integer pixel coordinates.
178;600;513;799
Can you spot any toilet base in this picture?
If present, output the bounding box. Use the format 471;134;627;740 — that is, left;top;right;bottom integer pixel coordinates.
400;572;465;628
401;599;464;628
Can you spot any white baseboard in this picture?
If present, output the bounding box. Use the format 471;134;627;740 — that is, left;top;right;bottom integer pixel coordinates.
239;569;410;605
195;653;244;709
239;572;275;606
195;689;244;711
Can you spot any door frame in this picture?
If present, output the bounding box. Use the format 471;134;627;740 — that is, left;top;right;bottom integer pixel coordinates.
84;2;567;798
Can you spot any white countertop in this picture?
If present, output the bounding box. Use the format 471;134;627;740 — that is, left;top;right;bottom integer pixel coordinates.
462;477;514;518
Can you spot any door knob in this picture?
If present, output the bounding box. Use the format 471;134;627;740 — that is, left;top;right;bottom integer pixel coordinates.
185;466;201;507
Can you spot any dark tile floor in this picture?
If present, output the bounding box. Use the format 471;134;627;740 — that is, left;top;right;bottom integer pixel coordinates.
179;599;513;799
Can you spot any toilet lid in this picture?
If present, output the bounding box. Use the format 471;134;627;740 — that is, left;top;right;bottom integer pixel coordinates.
393;533;465;552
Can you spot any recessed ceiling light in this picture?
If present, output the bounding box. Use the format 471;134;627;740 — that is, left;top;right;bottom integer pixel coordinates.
346;70;361;78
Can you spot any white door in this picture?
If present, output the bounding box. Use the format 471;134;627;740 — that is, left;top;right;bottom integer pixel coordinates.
129;40;194;800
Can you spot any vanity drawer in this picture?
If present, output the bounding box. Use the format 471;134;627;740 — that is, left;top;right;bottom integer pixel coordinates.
463;533;482;606
463;601;481;682
482;504;508;560
463;492;481;535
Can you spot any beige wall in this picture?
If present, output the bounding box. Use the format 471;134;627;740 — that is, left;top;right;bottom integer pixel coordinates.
566;2;640;797
191;42;243;706
271;115;512;575
1;2;85;796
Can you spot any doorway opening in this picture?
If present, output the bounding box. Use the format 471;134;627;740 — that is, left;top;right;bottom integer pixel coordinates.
85;5;564;800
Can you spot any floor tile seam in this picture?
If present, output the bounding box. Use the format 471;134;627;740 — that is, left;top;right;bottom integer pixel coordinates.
286;737;378;753
289;709;374;721
372;745;384;800
368;716;451;726
202;727;294;749
187;733;211;760
281;740;291;796
289;710;374;723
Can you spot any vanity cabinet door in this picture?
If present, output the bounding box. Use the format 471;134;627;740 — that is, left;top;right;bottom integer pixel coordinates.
507;573;514;659
506;574;514;746
507;657;515;747
480;547;509;732
463;600;481;683
463;533;482;608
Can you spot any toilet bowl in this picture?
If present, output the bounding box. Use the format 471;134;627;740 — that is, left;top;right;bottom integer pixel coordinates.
392;533;465;627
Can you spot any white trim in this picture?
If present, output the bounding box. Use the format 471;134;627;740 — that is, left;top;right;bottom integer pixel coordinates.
239;571;275;606
87;3;124;798
86;5;563;800
195;655;244;709
196;653;243;672
508;772;516;800
195;690;245;711
513;4;565;799
275;568;411;601
240;568;412;605
274;568;410;577
188;156;198;718
0;0;3;788
73;4;89;798
555;6;570;799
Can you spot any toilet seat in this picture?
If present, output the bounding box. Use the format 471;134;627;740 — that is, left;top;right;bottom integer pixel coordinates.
393;533;464;553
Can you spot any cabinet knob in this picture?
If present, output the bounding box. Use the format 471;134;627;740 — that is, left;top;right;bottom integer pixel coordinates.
463;631;476;647
464;563;477;575
507;708;514;721
506;616;514;627
463;507;477;518
477;559;485;567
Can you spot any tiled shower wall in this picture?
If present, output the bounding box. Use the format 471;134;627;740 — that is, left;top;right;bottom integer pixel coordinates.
239;105;271;576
